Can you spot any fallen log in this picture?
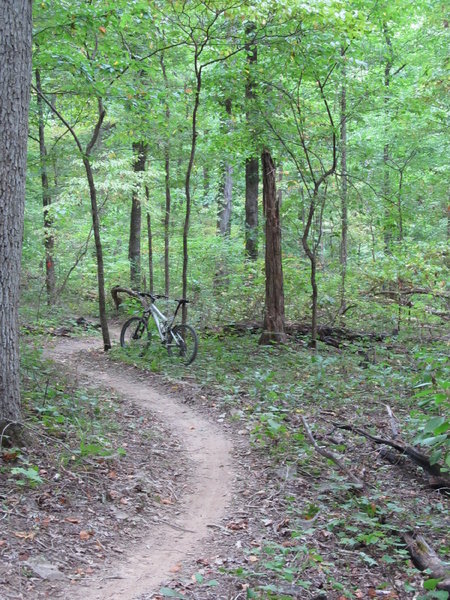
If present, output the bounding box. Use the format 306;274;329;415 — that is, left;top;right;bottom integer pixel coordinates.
334;423;450;489
203;321;386;347
404;532;450;592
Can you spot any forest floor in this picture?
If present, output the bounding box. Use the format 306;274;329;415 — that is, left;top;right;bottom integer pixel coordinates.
1;320;448;600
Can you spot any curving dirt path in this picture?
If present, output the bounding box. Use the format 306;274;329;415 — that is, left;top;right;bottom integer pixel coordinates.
46;333;234;600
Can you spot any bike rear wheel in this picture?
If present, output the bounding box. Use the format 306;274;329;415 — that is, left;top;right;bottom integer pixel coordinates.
167;324;198;365
120;317;150;355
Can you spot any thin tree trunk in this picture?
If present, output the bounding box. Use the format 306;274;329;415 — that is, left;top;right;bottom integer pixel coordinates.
129;141;147;288
182;59;202;324
36;67;56;305
397;170;403;241
302;194;319;349
145;185;153;294
161;53;171;297
259;150;287;345
339;51;348;313
245;23;258;260
0;0;32;435
383;25;393;251
217;98;233;235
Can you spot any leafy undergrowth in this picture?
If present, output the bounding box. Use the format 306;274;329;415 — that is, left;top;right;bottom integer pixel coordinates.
111;324;449;600
0;338;187;600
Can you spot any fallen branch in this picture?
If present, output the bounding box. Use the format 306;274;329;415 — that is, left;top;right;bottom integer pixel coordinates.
301;417;364;490
385;404;399;440
334;423;450;489
404;532;450;592
110;286;148;311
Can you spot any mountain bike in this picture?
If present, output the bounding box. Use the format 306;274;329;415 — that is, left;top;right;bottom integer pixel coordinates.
119;292;198;365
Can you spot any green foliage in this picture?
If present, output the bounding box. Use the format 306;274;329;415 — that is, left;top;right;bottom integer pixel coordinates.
409;346;449;470
10;466;43;488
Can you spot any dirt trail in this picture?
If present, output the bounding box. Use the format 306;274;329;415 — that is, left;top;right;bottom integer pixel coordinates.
46;333;234;600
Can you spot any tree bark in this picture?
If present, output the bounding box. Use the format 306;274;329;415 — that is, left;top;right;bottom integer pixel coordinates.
129;141;147;288
339;51;348;313
383;25;393;251
245;23;259;260
259;150;287;345
217;98;233;235
182;58;202;324
160;53;171;297
145;185;153;294
36;67;56;305
0;0;32;436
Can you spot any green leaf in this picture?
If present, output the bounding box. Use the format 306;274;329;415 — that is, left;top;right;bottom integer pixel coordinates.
423;579;439;590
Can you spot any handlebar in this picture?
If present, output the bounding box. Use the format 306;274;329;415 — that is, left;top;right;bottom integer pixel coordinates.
138;292;189;304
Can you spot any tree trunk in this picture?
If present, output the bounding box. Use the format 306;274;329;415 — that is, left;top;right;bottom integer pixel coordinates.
145;186;153;294
182;60;202;324
83;154;111;351
259;150;287;345
245;23;258;260
0;0;32;437
217;98;233;236
161;53;171;297
302;194;320;349
129;141;147;288
339;52;348;313
36;67;56;305
383;26;393;251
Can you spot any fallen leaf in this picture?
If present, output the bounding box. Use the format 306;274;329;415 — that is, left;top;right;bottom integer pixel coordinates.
65;517;80;524
227;521;248;531
79;530;92;541
1;450;20;461
119;497;129;505
169;563;182;573
0;540;7;547
14;531;36;540
107;470;117;479
161;498;173;505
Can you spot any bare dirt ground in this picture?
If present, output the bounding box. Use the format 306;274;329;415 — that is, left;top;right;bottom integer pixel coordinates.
1;332;236;600
48;334;234;600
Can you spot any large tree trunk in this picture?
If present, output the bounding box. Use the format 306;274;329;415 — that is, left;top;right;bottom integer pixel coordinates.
259;150;287;345
0;0;32;437
36;67;56;305
245;23;259;260
129;141;147;288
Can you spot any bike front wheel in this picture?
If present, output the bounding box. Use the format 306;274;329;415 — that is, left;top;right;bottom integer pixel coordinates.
167;324;198;365
120;317;150;355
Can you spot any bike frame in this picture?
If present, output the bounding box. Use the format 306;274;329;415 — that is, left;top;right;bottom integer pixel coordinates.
143;298;183;342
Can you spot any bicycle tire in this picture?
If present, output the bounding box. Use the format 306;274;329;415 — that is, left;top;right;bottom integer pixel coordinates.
167;324;198;365
120;317;150;355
